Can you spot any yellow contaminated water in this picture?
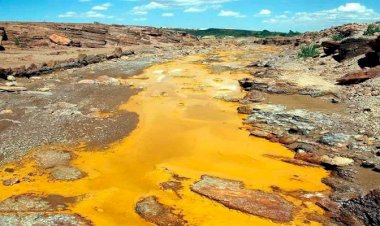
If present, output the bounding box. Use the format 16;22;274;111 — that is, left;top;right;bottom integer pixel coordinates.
0;47;330;225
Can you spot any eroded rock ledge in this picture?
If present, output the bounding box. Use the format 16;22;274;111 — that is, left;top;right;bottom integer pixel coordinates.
191;175;295;223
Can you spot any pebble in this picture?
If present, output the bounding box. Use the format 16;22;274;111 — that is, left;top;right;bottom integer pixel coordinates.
0;109;13;115
6;75;16;81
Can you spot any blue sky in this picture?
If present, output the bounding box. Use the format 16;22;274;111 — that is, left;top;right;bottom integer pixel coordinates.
0;0;379;32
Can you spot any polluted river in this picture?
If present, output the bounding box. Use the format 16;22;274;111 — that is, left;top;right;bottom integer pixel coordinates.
0;47;330;225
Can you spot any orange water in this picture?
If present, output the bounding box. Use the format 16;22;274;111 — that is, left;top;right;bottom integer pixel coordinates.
0;48;330;225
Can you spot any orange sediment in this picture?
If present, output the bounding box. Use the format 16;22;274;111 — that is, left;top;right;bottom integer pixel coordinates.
0;47;330;225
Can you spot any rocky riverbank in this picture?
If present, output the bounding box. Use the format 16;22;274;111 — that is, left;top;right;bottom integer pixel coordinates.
236;32;380;225
0;21;379;225
0;44;204;165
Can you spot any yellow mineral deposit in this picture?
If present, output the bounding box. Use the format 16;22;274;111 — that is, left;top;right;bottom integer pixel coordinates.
0;47;330;225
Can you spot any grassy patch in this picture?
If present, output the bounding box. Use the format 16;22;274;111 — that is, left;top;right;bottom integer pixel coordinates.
364;24;380;36
332;34;345;42
298;44;320;59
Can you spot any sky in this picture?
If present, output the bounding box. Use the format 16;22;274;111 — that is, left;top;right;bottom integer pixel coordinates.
0;0;379;32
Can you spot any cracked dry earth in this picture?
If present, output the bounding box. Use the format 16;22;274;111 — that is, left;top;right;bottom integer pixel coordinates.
0;46;333;225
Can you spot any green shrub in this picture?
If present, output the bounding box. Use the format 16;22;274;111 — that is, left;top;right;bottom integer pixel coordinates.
364;24;380;36
14;37;21;46
298;44;320;59
332;33;345;42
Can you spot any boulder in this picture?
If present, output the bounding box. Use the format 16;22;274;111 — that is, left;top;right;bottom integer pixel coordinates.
112;47;123;58
358;51;380;68
0;68;13;79
49;34;72;46
0;27;7;44
334;38;372;61
337;66;380;85
191;175;295;223
368;36;380;52
321;41;340;55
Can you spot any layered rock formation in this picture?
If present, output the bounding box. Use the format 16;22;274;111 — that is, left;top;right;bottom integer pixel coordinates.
0;22;197;49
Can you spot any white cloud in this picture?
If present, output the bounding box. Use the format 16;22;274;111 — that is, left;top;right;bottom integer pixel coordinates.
59;2;113;19
58;11;78;18
263;3;379;27
58;10;111;18
131;2;167;15
337;3;367;13
184;7;207;13
258;9;271;16
133;11;148;15
84;11;106;18
133;17;147;21
92;3;111;11
218;10;246;18
162;13;175;17
132;0;235;15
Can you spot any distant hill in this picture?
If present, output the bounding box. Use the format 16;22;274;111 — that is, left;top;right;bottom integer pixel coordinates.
174;28;301;38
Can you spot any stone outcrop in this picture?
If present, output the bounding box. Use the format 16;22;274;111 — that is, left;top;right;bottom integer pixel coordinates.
304;23;369;42
191;175;295;223
322;38;373;61
0;48;134;79
0;22;197;49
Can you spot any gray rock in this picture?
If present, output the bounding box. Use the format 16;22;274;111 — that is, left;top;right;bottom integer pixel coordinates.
50;166;85;181
34;150;72;169
0;213;90;226
319;133;351;146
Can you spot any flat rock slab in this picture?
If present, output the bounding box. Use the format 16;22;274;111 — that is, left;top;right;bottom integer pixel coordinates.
337;66;380;85
0;213;90;226
34;150;72;169
0;86;27;92
0;194;77;212
50;166;85;181
191;175;295;223
135;196;187;226
49;34;72;46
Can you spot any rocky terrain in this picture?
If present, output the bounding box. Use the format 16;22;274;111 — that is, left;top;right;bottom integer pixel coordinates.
237;23;380;225
0;21;380;226
0;22;198;79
